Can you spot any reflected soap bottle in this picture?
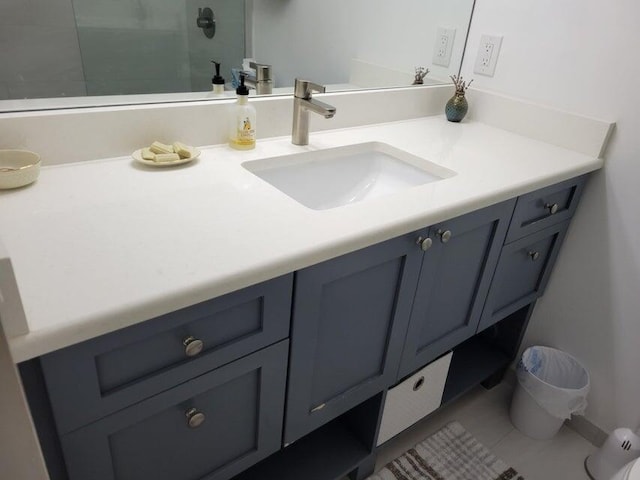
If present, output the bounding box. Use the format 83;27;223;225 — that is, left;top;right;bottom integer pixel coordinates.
211;60;225;95
228;73;256;150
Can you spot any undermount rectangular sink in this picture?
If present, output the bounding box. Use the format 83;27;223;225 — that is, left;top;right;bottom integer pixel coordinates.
242;142;456;210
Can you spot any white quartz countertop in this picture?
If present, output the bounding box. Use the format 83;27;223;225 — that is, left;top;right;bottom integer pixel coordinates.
0;115;603;362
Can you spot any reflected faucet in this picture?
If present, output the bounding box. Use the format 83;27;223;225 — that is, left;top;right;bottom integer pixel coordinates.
244;62;273;95
292;79;336;146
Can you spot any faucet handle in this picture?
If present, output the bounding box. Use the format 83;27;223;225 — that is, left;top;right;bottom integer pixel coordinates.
249;62;272;81
294;78;326;99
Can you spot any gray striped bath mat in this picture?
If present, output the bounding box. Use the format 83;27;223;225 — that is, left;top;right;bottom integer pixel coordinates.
367;421;524;480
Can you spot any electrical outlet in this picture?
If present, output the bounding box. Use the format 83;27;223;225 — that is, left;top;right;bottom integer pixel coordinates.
432;27;456;67
474;34;503;76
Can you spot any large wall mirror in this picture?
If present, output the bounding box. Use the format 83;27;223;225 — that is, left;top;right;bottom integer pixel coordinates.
0;0;476;112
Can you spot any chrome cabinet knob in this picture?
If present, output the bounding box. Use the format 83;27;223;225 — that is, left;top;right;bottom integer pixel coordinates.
183;336;204;357
545;202;559;215
528;251;540;261
416;236;433;251
185;408;206;428
437;229;452;243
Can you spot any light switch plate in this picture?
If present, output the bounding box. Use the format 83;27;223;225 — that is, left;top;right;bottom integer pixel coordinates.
432;27;456;67
474;34;503;77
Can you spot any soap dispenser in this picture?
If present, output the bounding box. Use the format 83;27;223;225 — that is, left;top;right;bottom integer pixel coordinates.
228;73;256;150
211;60;225;95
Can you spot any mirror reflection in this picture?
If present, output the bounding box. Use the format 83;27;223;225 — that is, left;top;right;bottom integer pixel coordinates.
0;0;475;110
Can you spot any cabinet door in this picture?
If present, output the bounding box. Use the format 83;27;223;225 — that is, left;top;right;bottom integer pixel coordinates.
284;232;424;445
60;341;288;480
478;220;570;332
42;275;292;434
398;200;516;379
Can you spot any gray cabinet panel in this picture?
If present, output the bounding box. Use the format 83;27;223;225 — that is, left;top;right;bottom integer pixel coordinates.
506;175;586;242
284;232;424;445
398;200;516;379
41;275;292;434
61;341;289;480
478;220;570;332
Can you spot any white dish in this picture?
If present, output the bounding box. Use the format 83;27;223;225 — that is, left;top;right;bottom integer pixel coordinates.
0;150;41;189
132;148;200;167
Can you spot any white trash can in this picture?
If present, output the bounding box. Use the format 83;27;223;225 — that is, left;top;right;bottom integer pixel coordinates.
510;346;590;440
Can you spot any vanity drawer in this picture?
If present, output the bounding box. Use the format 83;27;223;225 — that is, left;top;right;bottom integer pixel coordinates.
478;221;570;332
377;352;452;446
506;175;586;243
60;341;288;480
41;274;292;434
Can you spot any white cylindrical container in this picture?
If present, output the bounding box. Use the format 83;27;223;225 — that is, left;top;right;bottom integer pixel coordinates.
510;380;564;440
611;458;640;480
511;346;590;440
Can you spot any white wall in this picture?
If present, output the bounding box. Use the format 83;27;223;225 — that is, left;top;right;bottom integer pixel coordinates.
461;0;640;433
251;0;474;87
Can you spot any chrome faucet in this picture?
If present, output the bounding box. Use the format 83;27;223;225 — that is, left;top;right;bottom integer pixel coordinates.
292;79;336;146
244;62;273;95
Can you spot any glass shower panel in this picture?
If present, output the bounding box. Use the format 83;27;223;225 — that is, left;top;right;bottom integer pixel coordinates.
187;0;246;92
71;0;245;96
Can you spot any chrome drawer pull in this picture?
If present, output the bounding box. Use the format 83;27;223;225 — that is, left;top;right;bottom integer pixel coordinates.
528;251;540;261
413;376;425;391
545;202;559;215
183;336;204;357
185;408;206;428
416;236;433;251
437;229;452;243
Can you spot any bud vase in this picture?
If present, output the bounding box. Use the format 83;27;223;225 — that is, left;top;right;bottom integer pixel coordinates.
445;92;468;122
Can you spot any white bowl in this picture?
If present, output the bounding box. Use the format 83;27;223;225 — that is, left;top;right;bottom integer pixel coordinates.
0;150;41;189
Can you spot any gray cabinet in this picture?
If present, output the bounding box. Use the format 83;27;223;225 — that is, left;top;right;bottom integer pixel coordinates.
41;275;292;434
477;175;587;333
284;232;424;445
478;220;570;332
60;341;288;480
505;175;586;242
397;200;516;379
284;200;516;444
22;176;589;480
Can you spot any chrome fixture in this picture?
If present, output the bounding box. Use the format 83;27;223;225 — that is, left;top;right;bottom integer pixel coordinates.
292;79;336;146
185;408;206;428
545;202;559;214
416;236;433;251
245;62;273;95
183;336;204;357
437;229;452;243
196;7;215;38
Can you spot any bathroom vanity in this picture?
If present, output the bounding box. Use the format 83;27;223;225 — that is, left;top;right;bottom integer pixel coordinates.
19;173;587;480
0;89;611;480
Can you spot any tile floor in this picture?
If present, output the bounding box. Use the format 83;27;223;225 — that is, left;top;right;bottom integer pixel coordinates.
373;381;596;479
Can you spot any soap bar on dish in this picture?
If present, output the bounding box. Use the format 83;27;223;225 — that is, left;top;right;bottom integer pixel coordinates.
141;148;156;161
173;142;193;159
149;141;174;155
154;153;181;162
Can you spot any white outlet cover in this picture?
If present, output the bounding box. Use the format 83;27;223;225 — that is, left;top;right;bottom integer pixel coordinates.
432;27;456;67
474;34;503;77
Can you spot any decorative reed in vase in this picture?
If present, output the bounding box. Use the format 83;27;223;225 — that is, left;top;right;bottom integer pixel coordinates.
445;75;473;122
